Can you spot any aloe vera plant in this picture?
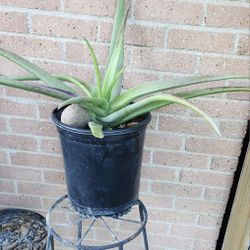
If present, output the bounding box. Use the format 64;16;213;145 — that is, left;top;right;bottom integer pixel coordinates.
0;0;249;138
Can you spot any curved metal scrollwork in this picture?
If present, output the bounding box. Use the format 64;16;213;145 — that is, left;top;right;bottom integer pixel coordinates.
0;209;47;250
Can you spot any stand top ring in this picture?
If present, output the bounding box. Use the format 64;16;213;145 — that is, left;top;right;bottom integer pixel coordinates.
46;195;148;249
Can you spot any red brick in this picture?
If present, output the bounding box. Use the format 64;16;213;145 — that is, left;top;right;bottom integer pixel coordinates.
141;166;176;181
10;152;63;169
151;208;197;224
123;71;160;89
140;194;173;209
0;98;37;117
0;134;38;151
180;169;233;188
153;151;209;169
140;179;150;193
159;115;215;136
0;12;28;33
185;137;242;157
0;194;42;209
99;22;165;47
145;132;183;150
171;225;219;240
146;221;169;235
148;234;193;249
199;56;249;74
135;0;203;25
0;35;64;60
0;166;42;182
32;15;97;40
152;182;202;198
168;29;234;53
64;0;116;17
35;60;95;84
194;240;216;250
0;151;8;164
237;34;250;56
227;88;250;101
0;0;60;10
132;48;196;73
198;215;222;228
43;170;65;185
66;42;109;65
147;114;158;131
210;156;239;172
219;120;247;139
142;149;151;164
17;182;66;197
40;138;61;154
190;98;250;120
0;117;6;131
0;180;15;193
206;5;249;29
10;118;57;137
159;103;189;116
204;187;230;202
5;87;52;101
38;103;58;120
175;198;226;214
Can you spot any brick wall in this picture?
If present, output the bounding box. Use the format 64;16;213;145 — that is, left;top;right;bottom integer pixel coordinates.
0;0;249;249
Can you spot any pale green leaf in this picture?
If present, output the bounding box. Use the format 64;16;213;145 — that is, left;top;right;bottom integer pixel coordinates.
83;38;102;97
111;75;250;112
102;7;128;99
12;74;93;96
176;86;250;99
0;77;73;100
0;48;75;93
98;94;221;136
58;96;109;117
88;122;104;139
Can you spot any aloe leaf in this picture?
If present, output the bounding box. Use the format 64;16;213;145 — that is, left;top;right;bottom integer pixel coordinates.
12;74;93;96
102;7;128;98
0;48;75;93
88;122;104;139
176;86;250;99
98;94;221;136
108;0;125;63
83;38;102;97
102;31;124;96
105;67;124;100
58;96;109;117
0;77;73;100
111;75;250;112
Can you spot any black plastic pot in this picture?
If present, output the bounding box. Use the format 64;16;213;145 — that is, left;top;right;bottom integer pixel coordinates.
52;108;151;217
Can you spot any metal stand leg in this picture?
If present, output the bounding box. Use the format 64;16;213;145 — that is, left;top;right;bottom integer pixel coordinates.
139;205;149;250
77;220;83;250
118;245;124;250
46;232;54;250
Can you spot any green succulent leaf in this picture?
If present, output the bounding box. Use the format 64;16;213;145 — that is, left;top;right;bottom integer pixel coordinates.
83;38;102;97
98;94;221;136
88;122;104;139
111;75;250;112
0;77;73;100
102;5;128;100
12;74;93;97
105;67;124;100
108;0;125;64
58;96;109;117
176;86;250;99
0;48;75;93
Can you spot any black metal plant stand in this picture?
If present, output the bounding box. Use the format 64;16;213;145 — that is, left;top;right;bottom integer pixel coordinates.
46;195;149;250
0;208;47;250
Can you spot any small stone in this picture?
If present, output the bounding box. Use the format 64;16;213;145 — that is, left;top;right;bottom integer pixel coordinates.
61;104;90;128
